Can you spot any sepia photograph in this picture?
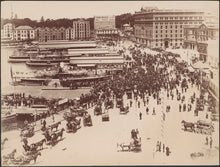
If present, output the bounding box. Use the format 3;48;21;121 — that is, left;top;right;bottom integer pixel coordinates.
1;0;219;166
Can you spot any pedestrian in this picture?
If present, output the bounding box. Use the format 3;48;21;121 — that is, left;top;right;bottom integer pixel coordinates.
179;104;182;112
152;108;156;115
146;107;149;115
130;100;132;107
139;112;142;120
210;137;213;149
205;136;209;145
146;96;149;105
156;141;160;152
166;147;171;156
43;119;46;129
206;113;208;119
143;99;146;106
159;141;161;152
138;101;140;108
52;114;55;122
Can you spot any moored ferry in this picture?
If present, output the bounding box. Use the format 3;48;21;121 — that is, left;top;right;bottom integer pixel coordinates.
26;55;70;67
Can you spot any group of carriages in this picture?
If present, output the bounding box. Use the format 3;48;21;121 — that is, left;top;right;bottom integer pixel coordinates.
64;105;93;133
181;120;214;135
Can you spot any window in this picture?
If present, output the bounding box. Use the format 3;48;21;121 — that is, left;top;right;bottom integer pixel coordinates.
155;17;158;20
161;35;163;37
156;35;158;38
156;30;158;33
180;30;182;33
175;34;177;37
156;26;158;29
170;43;172;46
156;43;158;46
161;43;163;46
185;17;188;19
199;16;202;19
175;17;178;20
170;30;172;33
166;35;167;37
160;17;163;20
180;25;182;28
170;25;172;28
171;34;172;37
175;30;177;33
180;17;183;19
170;17;173;20
161;30;163;33
165;26;167;29
175;43;177;46
161;26;163;29
194;17;197;19
180;34;182;37
189;17;192;19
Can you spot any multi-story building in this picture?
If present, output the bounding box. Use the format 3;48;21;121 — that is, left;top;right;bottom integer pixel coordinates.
3;23;15;39
94;16;115;30
94;16;119;39
66;27;74;40
73;20;90;40
35;27;66;42
133;7;204;49
184;23;219;64
14;26;35;41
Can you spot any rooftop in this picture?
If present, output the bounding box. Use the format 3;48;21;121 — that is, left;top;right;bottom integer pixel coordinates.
15;25;33;30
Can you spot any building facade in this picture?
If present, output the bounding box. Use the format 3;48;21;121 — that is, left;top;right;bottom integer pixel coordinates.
73;20;90;40
3;23;15;39
133;7;204;49
35;27;66;42
94;16;115;30
66;28;75;40
184;23;219;64
14;26;35;41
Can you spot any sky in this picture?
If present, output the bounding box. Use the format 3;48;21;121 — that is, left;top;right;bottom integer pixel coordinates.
1;1;219;20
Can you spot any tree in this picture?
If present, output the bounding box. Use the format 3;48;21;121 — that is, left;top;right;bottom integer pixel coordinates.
40;16;45;22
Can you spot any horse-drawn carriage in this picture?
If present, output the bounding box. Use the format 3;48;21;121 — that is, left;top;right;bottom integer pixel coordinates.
181;120;214;135
94;104;102;116
83;114;92;127
20;124;35;138
66;118;81;133
120;106;129;114
42;128;65;146
70;107;88;117
117;137;141;152
194;120;214;135
116;98;123;108
104;99;114;109
102;111;109;122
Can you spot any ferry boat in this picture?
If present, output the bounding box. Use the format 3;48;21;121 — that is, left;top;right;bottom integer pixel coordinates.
26;55;70;67
8;55;30;63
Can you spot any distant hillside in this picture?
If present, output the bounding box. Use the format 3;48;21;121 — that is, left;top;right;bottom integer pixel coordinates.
1;13;133;29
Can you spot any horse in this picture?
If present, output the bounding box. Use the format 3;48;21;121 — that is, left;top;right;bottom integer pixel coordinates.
1;137;8;150
49;121;61;132
2;149;17;164
12;152;41;165
181;120;195;132
32;139;46;150
54;128;65;139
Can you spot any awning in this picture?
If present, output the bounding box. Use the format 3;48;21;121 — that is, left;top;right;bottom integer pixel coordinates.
192;61;210;69
58;98;68;105
188;66;195;72
77;64;96;67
